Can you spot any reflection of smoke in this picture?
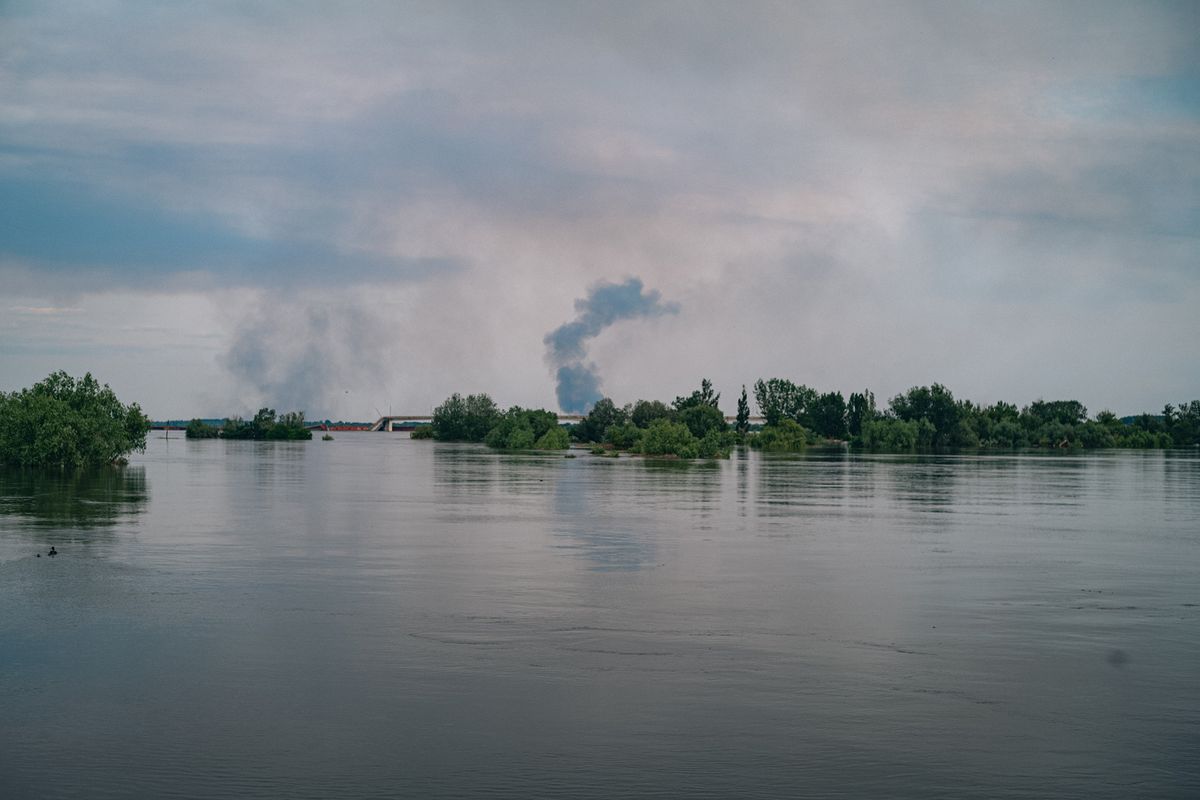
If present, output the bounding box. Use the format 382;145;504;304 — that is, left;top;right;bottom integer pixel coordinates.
222;292;387;418
544;278;678;413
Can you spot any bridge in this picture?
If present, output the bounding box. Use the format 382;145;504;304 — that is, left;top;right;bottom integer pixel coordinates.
369;413;764;432
370;414;585;432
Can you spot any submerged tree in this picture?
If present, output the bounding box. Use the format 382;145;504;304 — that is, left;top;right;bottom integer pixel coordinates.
431;393;501;442
0;371;149;468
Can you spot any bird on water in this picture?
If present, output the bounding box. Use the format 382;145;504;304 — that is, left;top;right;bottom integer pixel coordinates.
48;547;57;557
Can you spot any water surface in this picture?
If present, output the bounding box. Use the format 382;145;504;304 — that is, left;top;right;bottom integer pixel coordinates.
2;437;1198;798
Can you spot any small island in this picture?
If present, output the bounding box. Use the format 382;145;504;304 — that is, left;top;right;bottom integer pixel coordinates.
186;408;312;440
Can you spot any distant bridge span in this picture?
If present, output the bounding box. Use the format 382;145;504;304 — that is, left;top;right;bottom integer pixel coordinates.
369;413;763;432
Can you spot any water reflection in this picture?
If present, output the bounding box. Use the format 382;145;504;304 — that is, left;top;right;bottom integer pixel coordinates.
755;451;853;516
550;460;656;571
0;466;148;530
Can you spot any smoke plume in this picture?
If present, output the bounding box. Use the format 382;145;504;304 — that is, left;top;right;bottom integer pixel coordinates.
222;291;389;419
544;278;679;413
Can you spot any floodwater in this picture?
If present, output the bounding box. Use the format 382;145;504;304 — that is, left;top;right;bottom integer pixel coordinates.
1;436;1198;798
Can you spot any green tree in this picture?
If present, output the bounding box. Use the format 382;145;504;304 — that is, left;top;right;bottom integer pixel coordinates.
629;399;673;428
0;371;149;468
846;390;875;439
889;384;961;449
673;378;720;411
735;385;751;436
753;378;816;428
571;397;626;442
677;403;727;439
431;393;500;441
810;391;847;439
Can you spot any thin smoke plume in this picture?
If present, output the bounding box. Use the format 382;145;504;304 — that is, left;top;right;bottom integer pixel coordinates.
222;292;388;419
544;278;679;413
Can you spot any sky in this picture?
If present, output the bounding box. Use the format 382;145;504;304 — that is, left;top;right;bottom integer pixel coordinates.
2;0;1197;420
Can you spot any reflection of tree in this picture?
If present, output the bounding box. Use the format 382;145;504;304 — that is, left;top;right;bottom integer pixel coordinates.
886;456;958;511
0;466;148;529
432;442;500;498
755;450;851;516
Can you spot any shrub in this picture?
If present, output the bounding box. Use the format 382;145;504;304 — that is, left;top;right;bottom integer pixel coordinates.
485;406;563;450
534;426;570;450
409;426;434;440
185;419;219;439
639;419;699;459
604;422;643;450
697;429;733;459
859;417;918;451
748;419;810;452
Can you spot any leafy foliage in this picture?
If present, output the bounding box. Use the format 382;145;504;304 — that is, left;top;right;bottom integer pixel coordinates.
753;378;817;428
571;397;627;443
673;378;721;411
485;407;563;450
604;422;644;450
748;419;810;452
639;418;700;458
0;371;149;468
185;419;219;439
221;408;312;440
534;425;571;450
846;390;875;438
628;399;673;429
431;393;500;442
810;391;848;440
677;403;727;439
409;425;434;440
735;386;751;436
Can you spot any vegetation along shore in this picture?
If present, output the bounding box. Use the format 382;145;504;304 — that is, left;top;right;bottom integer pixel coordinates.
1;372;1196;468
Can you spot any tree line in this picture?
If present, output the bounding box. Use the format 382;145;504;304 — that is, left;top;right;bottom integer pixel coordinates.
424;379;1200;459
753;378;1200;451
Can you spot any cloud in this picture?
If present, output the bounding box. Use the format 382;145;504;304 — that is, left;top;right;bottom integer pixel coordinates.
1;1;1198;415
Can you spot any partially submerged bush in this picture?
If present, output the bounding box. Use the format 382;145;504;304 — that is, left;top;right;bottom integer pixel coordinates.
534;425;570;450
639;419;700;459
485;407;566;450
748;419;810;452
185;419;219;439
604;422;643;450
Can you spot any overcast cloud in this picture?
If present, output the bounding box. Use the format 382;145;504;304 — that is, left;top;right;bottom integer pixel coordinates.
2;1;1197;418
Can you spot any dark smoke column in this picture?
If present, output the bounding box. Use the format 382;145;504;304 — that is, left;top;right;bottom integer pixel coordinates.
543;278;679;413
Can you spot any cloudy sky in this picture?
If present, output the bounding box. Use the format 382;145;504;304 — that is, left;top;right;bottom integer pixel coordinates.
2;0;1197;419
